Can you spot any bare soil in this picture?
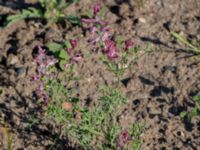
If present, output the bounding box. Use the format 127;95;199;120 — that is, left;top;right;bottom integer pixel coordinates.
0;0;200;149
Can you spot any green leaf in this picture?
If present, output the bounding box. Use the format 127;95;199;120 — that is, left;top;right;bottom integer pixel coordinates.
59;50;70;60
83;50;90;58
66;15;81;25
99;6;106;20
28;7;43;17
6;14;26;26
64;41;72;50
7;14;25;21
70;97;79;103
116;36;124;46
59;60;67;70
171;31;200;54
48;42;63;53
193;93;200;103
85;10;93;18
5;7;42;27
190;108;199;117
180;111;187;119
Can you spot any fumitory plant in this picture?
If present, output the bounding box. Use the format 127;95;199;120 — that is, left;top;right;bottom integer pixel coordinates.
82;3;140;85
33;46;58;104
5;0;81;26
32;3;144;150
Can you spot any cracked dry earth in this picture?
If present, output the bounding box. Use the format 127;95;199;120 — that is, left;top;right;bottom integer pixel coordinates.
0;0;200;149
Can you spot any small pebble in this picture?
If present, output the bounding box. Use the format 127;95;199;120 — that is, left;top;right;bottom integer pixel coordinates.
139;17;146;23
7;55;19;65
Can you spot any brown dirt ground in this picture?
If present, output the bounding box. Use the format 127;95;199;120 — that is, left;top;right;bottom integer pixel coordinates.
0;0;200;149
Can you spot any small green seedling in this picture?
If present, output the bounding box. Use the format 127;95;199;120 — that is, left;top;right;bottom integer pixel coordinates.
5;0;81;26
171;31;200;54
180;93;200;121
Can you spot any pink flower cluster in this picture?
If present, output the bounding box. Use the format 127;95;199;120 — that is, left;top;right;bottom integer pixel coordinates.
33;46;58;104
81;4;110;48
117;130;132;149
33;46;57;80
35;83;50;105
82;4;133;60
64;39;83;68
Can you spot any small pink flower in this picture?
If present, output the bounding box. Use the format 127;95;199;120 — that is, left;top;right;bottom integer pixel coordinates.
121;130;129;143
104;39;118;59
91;26;98;34
102;26;110;32
93;3;101;16
104;39;114;49
125;39;133;51
63;40;84;68
38;46;46;55
32;74;40;81
70;39;77;49
72;51;83;62
118;130;131;148
102;32;110;42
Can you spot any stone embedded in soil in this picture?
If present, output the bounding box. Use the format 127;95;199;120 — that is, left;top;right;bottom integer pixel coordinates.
7;54;19;66
15;67;26;77
139;17;147;23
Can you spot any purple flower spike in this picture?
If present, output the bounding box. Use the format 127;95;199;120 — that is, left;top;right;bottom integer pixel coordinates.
121;130;129;143
118;130;131;148
125;39;133;51
33;46;58;105
38;46;46;55
91;26;98;34
102;32;110;42
43;92;50;105
70;39;77;49
105;40;118;59
93;3;101;16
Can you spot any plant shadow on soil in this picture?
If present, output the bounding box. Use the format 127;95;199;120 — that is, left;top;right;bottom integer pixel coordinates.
0;0;40;10
0;66;75;149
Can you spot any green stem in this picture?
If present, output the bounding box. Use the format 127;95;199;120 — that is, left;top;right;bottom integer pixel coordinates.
83;127;104;137
171;32;200;53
